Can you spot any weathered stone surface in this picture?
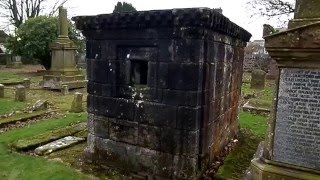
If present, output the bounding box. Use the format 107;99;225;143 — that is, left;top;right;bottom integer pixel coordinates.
70;92;83;113
41;6;86;90
75;8;250;179
274;68;320;170
61;85;69;95
250;69;266;89
23;78;31;88
32;100;49;111
34;136;85;155
0;84;4;98
15;85;26;102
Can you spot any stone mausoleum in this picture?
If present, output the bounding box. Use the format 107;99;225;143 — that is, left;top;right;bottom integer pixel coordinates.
74;8;251;179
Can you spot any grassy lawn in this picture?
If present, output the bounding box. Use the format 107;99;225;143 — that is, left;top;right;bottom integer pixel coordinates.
0;113;91;180
0;97;27;115
215;112;268;179
242;72;275;109
0;71;23;84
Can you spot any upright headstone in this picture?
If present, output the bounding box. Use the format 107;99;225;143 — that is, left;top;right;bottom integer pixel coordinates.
15;85;26;102
250;69;266;89
0;84;4;98
12;56;23;68
41;6;86;90
61;85;69;95
23;78;31;89
249;0;320;179
5;53;13;68
70;92;83;113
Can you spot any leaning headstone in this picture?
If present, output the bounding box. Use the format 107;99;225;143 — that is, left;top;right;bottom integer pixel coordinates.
0;84;4;98
23;78;31;89
70;92;83;113
61;85;69;95
249;0;320;179
15;85;26;102
32;100;48;111
250;69;266;89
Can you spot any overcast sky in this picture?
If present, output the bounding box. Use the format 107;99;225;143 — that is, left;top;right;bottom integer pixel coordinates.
62;0;284;40
0;0;291;41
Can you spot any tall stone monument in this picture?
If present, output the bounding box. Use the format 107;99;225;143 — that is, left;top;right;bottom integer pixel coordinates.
249;0;320;179
41;7;86;90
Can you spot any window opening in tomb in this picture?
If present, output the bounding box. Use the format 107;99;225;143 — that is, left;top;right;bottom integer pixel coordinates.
130;59;148;86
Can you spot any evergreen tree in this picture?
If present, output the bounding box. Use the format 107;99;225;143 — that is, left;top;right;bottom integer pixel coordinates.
113;1;137;13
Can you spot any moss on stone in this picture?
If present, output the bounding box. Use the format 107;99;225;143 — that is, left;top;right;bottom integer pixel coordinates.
12;122;86;150
0;110;49;127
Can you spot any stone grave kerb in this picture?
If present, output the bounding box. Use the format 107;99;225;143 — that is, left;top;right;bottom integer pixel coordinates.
249;1;320;179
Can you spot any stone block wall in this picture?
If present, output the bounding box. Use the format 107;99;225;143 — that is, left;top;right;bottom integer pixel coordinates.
74;8;251;179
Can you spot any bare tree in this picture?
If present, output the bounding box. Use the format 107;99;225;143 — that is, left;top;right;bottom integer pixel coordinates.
247;0;295;19
0;0;68;27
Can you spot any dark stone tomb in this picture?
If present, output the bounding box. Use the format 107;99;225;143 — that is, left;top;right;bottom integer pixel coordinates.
73;8;251;179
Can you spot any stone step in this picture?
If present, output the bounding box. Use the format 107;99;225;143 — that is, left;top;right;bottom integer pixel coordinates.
34;136;85;155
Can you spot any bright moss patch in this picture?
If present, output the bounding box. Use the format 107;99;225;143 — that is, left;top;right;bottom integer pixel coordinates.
12;122;86;150
215;112;268;179
0;113;87;144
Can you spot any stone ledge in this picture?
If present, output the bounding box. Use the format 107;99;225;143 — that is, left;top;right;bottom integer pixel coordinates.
73;8;251;42
250;158;320;180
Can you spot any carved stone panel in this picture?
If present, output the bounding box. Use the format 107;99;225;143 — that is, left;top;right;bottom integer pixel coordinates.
274;68;320;170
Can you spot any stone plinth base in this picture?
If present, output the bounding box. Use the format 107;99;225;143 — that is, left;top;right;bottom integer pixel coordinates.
249;158;320;180
12;61;23;69
41;73;86;90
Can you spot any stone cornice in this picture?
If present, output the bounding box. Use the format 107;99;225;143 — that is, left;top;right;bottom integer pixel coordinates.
72;8;251;42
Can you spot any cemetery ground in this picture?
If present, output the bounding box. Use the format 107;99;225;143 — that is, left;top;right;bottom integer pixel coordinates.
0;66;272;179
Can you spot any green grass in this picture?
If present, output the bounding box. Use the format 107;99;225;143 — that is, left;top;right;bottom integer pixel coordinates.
215;112;268;180
0;113;91;180
0;98;27;115
0;113;87;144
13;122;86;150
0;72;23;84
241;76;275;110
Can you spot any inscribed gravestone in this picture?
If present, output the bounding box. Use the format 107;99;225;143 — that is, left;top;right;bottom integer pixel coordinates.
274;68;320;170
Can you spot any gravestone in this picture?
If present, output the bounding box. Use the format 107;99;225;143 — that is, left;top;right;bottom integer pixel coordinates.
5;54;13;67
23;78;31;89
249;0;320;179
0;84;4;98
70;92;83;113
61;85;69;95
15;85;26;102
12;56;23;68
41;6;86;90
74;8;251;179
250;69;266;89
